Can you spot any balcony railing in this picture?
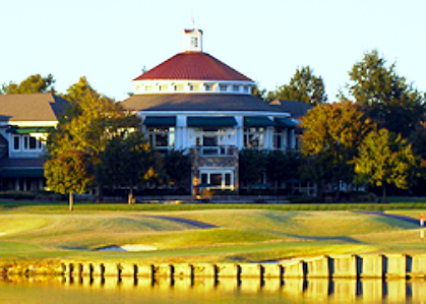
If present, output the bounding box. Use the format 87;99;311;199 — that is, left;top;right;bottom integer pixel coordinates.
193;145;236;157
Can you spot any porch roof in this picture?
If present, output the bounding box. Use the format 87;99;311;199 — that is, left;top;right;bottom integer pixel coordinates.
244;116;276;127
275;117;296;128
6;127;53;134
187;116;237;127
144;116;176;127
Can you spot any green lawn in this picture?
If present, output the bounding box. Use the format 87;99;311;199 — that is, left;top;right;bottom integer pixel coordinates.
0;199;426;263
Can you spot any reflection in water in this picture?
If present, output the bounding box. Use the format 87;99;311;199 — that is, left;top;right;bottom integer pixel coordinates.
2;275;426;303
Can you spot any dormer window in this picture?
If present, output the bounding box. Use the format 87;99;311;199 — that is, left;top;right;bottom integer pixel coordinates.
184;29;203;52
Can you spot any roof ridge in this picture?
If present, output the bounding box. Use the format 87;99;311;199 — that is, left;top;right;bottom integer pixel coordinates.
133;52;253;82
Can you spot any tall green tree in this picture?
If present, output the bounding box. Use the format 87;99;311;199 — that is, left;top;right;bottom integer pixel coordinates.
355;128;418;203
251;83;275;103
345;49;424;138
274;66;327;106
44;150;93;211
101;132;159;204
0;74;55;94
163;150;191;189
265;150;302;192
47;77;141;201
301;101;374;194
239;149;267;188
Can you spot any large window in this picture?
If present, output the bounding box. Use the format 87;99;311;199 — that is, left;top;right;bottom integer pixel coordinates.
148;127;175;151
243;127;265;148
273;128;287;150
200;171;233;188
13;135;44;152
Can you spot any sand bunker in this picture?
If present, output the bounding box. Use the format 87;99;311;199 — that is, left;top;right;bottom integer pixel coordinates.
97;244;157;252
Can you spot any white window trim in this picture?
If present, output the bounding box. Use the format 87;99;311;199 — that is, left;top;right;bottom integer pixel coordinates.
148;127;175;150
200;170;234;189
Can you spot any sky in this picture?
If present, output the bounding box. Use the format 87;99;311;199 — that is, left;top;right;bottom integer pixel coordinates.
1;0;425;102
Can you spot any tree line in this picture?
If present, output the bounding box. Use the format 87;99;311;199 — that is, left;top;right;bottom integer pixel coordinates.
250;49;425;203
1;49;425;206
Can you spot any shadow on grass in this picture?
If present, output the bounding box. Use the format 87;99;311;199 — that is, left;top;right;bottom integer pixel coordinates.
283;233;362;244
0;200;68;210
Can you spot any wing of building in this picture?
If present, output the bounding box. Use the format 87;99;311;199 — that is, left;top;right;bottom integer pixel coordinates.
0;93;69;190
121;29;299;193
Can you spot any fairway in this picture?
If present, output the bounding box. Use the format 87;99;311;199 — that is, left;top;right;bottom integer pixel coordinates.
0;201;425;263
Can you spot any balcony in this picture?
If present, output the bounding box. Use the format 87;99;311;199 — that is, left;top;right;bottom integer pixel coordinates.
192;145;237;157
189;145;238;168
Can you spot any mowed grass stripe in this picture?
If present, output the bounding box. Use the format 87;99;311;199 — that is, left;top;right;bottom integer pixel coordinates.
0;201;425;262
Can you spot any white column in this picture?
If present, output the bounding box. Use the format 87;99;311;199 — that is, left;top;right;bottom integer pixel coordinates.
290;129;296;149
235;116;244;149
265;127;274;149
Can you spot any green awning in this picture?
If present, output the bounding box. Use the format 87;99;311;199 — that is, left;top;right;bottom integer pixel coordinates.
6;127;53;134
187;116;237;127
144;116;176;127
275;118;296;128
0;169;44;178
244;116;276;127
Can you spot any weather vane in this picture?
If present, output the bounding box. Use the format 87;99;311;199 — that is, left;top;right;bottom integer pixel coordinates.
191;9;195;28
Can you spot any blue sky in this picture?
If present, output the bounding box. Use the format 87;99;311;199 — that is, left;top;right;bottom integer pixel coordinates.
1;0;425;102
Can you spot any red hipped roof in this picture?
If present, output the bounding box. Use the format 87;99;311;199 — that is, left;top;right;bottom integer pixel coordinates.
133;52;253;82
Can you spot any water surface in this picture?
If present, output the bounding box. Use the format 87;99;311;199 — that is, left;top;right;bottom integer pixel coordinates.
1;276;423;303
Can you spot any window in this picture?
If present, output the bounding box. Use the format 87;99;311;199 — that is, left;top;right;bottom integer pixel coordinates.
233;85;239;92
219;85;228;92
23;135;42;151
243;128;265;148
225;173;231;186
199;171;234;189
145;86;153;92
174;84;184;91
205;84;211;91
273;128;287;150
243;86;249;93
13;136;20;150
159;85;168;91
191;37;198;48
210;174;222;186
148;127;175;150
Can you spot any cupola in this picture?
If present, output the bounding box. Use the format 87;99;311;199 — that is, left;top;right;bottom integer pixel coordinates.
183;29;203;52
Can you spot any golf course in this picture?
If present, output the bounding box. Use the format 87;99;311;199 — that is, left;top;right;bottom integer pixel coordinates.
1;199;426;265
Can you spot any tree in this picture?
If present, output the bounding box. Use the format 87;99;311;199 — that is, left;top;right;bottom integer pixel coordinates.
355;129;418;203
239;149;267;188
101;132;159;204
47;77;141;201
44;150;93;211
274;66;327;106
345;49;424;138
265;150;302;193
0;74;55;94
300;101;374;195
162;150;191;189
251;83;275;103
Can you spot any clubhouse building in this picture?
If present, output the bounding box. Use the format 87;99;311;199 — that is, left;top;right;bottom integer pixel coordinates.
121;29;300;193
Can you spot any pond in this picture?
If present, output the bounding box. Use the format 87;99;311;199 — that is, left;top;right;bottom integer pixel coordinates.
0;276;423;303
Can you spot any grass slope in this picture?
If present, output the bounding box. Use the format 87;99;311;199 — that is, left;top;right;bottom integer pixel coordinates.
0;200;425;263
